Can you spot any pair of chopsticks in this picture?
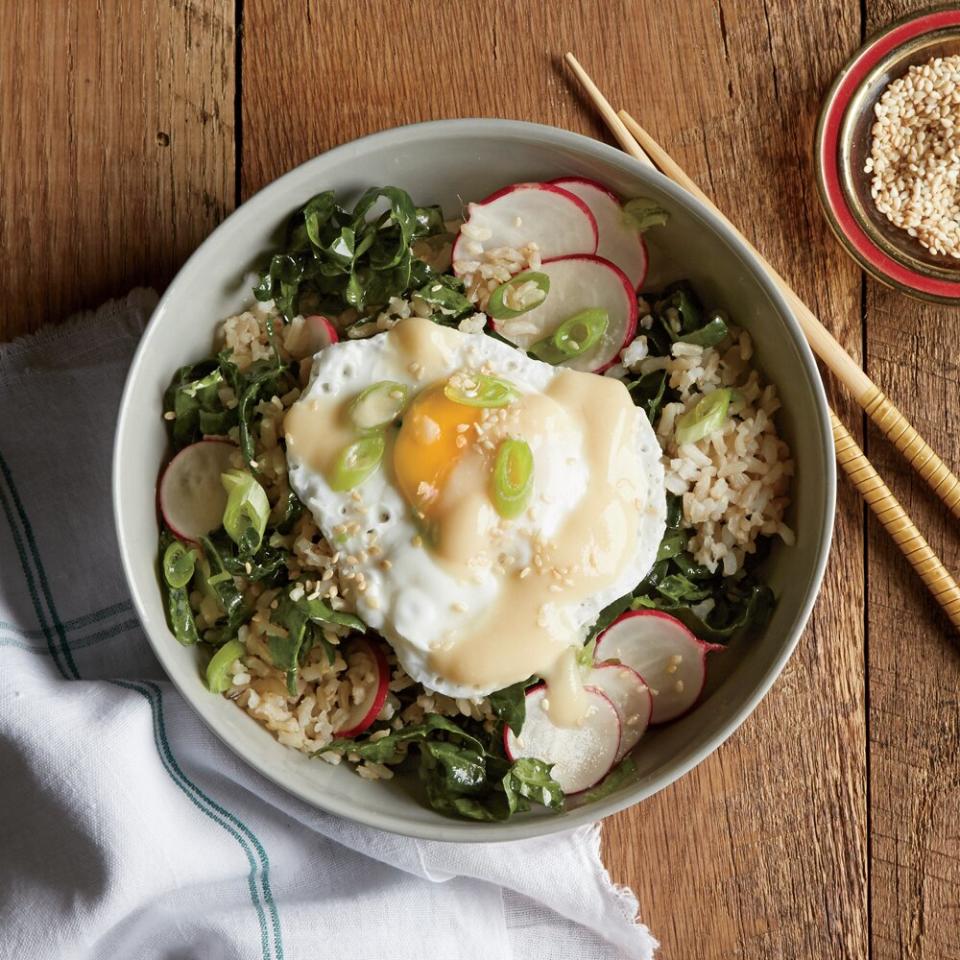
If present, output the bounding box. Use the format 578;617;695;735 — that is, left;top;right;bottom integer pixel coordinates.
565;53;960;631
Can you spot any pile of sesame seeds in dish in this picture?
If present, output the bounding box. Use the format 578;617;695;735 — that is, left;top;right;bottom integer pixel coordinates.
865;55;960;258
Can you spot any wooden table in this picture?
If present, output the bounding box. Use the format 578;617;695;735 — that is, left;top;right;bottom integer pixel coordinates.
5;1;959;956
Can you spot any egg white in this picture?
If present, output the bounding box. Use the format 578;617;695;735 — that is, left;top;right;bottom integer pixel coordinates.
286;325;666;699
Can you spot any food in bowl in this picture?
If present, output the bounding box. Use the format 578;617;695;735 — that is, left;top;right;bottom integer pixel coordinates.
156;177;794;821
864;54;960;259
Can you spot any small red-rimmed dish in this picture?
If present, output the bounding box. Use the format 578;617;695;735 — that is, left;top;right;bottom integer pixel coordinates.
815;5;960;304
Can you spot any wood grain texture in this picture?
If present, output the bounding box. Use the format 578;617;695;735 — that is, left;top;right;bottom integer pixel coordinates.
864;3;960;957
243;2;868;956
7;0;960;956
0;0;234;338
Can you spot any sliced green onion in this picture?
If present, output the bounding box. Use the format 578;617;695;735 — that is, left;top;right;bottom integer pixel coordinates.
329;433;385;490
444;372;518;408
206;638;246;693
623;197;670;232
675;388;732;445
529;308;609;364
486;271;550;320
350;380;409;432
162;540;197;589
221;470;271;553
491;438;534;519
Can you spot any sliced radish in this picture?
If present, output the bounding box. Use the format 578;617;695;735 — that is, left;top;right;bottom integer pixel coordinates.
294;315;339;385
504;684;620;794
333;637;389;738
159;439;236;543
550;177;648;290
287;314;339;362
495;254;637;372
451;182;598;273
305;314;339;351
587;663;652;760
595;610;723;724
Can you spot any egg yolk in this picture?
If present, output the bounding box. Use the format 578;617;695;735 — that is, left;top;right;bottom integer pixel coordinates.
393;383;482;518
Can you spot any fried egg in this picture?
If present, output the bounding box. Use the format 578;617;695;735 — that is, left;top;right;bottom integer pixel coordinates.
284;317;665;703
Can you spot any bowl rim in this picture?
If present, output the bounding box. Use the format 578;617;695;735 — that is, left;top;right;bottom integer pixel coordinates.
814;3;960;304
113;117;836;842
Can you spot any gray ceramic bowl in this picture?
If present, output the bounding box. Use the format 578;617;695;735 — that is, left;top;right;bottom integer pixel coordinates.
113;119;835;842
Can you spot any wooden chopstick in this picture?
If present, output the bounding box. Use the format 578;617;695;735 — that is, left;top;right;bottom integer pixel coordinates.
563;54;656;169
564;55;960;630
616;108;960;524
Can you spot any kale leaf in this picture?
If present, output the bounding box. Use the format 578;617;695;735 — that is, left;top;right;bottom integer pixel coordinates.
254;186;445;320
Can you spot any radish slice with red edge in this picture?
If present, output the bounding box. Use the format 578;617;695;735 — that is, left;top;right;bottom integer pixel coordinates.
595;610;723;724
295;315;340;385
503;684;621;794
587;662;652;760
494;254;638;373
452;182;598;274
288;314;339;361
159;439;236;543
333;637;389;738
305;314;339;351
550;177;649;290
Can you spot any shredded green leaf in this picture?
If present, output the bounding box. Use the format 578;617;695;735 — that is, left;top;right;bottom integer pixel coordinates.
580;757;637;803
488;680;530;737
254;186;446;319
323;713;564;821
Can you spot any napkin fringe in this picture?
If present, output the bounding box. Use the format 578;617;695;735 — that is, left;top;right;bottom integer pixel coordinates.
0;288;156;382
585;823;659;954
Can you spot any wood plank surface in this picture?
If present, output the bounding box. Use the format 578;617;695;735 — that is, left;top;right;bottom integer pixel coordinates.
5;0;960;956
863;4;960;958
0;0;235;339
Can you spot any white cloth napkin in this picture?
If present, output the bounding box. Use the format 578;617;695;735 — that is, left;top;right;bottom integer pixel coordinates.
0;291;657;960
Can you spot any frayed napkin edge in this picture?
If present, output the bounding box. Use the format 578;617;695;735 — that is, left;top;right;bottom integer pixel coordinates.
0;288;157;383
582;822;660;957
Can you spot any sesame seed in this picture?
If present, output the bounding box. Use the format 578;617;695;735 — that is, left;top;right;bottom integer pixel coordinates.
867;54;960;258
451;601;467;613
411;535;423;548
674;679;685;693
519;566;531;579
163;411;176;421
